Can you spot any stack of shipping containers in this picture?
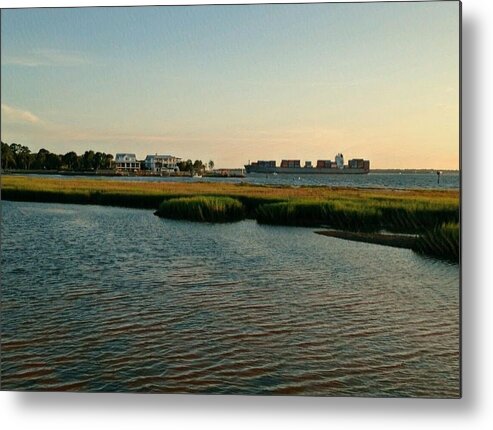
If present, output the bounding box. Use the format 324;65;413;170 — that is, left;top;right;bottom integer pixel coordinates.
257;160;276;168
348;159;365;169
316;160;332;169
280;160;301;168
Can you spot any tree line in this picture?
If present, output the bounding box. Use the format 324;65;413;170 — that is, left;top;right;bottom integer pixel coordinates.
1;141;215;174
1;141;114;171
175;159;214;174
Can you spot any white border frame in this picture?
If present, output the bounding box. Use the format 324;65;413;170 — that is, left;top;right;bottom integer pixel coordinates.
1;1;491;429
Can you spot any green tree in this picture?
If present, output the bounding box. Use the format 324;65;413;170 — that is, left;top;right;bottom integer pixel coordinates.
17;145;32;169
1;142;16;169
33;148;50;169
45;153;61;170
177;159;193;172
193;160;205;174
208;160;214;171
62;151;79;170
104;153;114;169
82;150;95;170
9;143;22;157
94;152;104;170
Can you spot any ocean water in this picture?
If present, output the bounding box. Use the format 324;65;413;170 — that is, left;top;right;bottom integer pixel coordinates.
0;201;460;396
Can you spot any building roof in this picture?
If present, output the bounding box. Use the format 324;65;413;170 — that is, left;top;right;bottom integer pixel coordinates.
145;154;179;159
115;153;137;162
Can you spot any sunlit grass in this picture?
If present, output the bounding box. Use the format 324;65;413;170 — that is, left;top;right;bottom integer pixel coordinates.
156;196;246;223
256;199;458;232
2;176;458;205
2;175;460;261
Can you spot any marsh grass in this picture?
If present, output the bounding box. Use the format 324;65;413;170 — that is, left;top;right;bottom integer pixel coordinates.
413;222;460;262
2;175;460;260
1;188;166;209
156;196;246;222
2;176;458;204
378;202;459;232
256;200;381;230
256;199;458;232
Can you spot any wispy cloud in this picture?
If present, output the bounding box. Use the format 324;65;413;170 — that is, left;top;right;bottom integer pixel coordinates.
1;103;42;124
3;49;90;67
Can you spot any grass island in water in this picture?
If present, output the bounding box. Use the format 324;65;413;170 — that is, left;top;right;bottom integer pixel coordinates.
2;175;459;262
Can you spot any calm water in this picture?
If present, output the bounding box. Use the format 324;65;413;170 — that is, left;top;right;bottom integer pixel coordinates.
26;172;460;189
1;201;460;397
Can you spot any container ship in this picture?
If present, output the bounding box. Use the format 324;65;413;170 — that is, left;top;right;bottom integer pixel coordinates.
245;153;370;174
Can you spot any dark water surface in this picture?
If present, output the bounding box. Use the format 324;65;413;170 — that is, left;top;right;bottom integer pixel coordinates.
25;171;460;189
1;201;459;397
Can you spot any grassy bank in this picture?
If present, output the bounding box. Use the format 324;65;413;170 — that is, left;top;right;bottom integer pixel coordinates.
315;230;418;249
2;175;459;261
255;199;459;232
156;196;246;223
1;175;458;204
413;222;460;262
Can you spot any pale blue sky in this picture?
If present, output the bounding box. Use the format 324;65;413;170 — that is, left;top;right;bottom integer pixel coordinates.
1;2;459;168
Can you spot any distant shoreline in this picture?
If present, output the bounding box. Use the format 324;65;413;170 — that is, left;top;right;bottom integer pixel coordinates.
370;169;459;174
1;168;460;177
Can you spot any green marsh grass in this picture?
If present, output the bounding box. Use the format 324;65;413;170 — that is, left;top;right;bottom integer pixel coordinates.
413;222;460;262
256;200;380;230
256;199;458;232
2;175;459;260
2;176;458;205
156;196;246;223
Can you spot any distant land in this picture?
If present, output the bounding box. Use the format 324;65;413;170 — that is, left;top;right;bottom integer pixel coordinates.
370;169;459;174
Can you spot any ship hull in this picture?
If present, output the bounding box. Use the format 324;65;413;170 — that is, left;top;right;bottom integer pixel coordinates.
244;166;369;174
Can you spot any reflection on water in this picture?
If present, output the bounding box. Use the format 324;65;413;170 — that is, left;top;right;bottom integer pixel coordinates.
1;201;459;397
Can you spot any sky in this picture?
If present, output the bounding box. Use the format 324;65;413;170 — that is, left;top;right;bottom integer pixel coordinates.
1;2;460;169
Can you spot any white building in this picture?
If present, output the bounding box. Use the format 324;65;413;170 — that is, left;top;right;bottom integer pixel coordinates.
114;153;140;172
335;153;345;169
144;154;181;173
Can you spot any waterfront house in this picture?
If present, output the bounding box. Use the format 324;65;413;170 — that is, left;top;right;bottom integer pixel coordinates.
144;154;181;173
115;153;140;172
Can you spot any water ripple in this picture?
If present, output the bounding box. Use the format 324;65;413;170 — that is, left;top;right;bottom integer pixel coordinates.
1;201;460;397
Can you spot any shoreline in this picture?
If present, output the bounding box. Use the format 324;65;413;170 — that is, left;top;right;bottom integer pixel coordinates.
1;170;246;179
315;229;418;250
1;169;460;176
1;173;459;193
1;175;459;214
2;176;459;262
